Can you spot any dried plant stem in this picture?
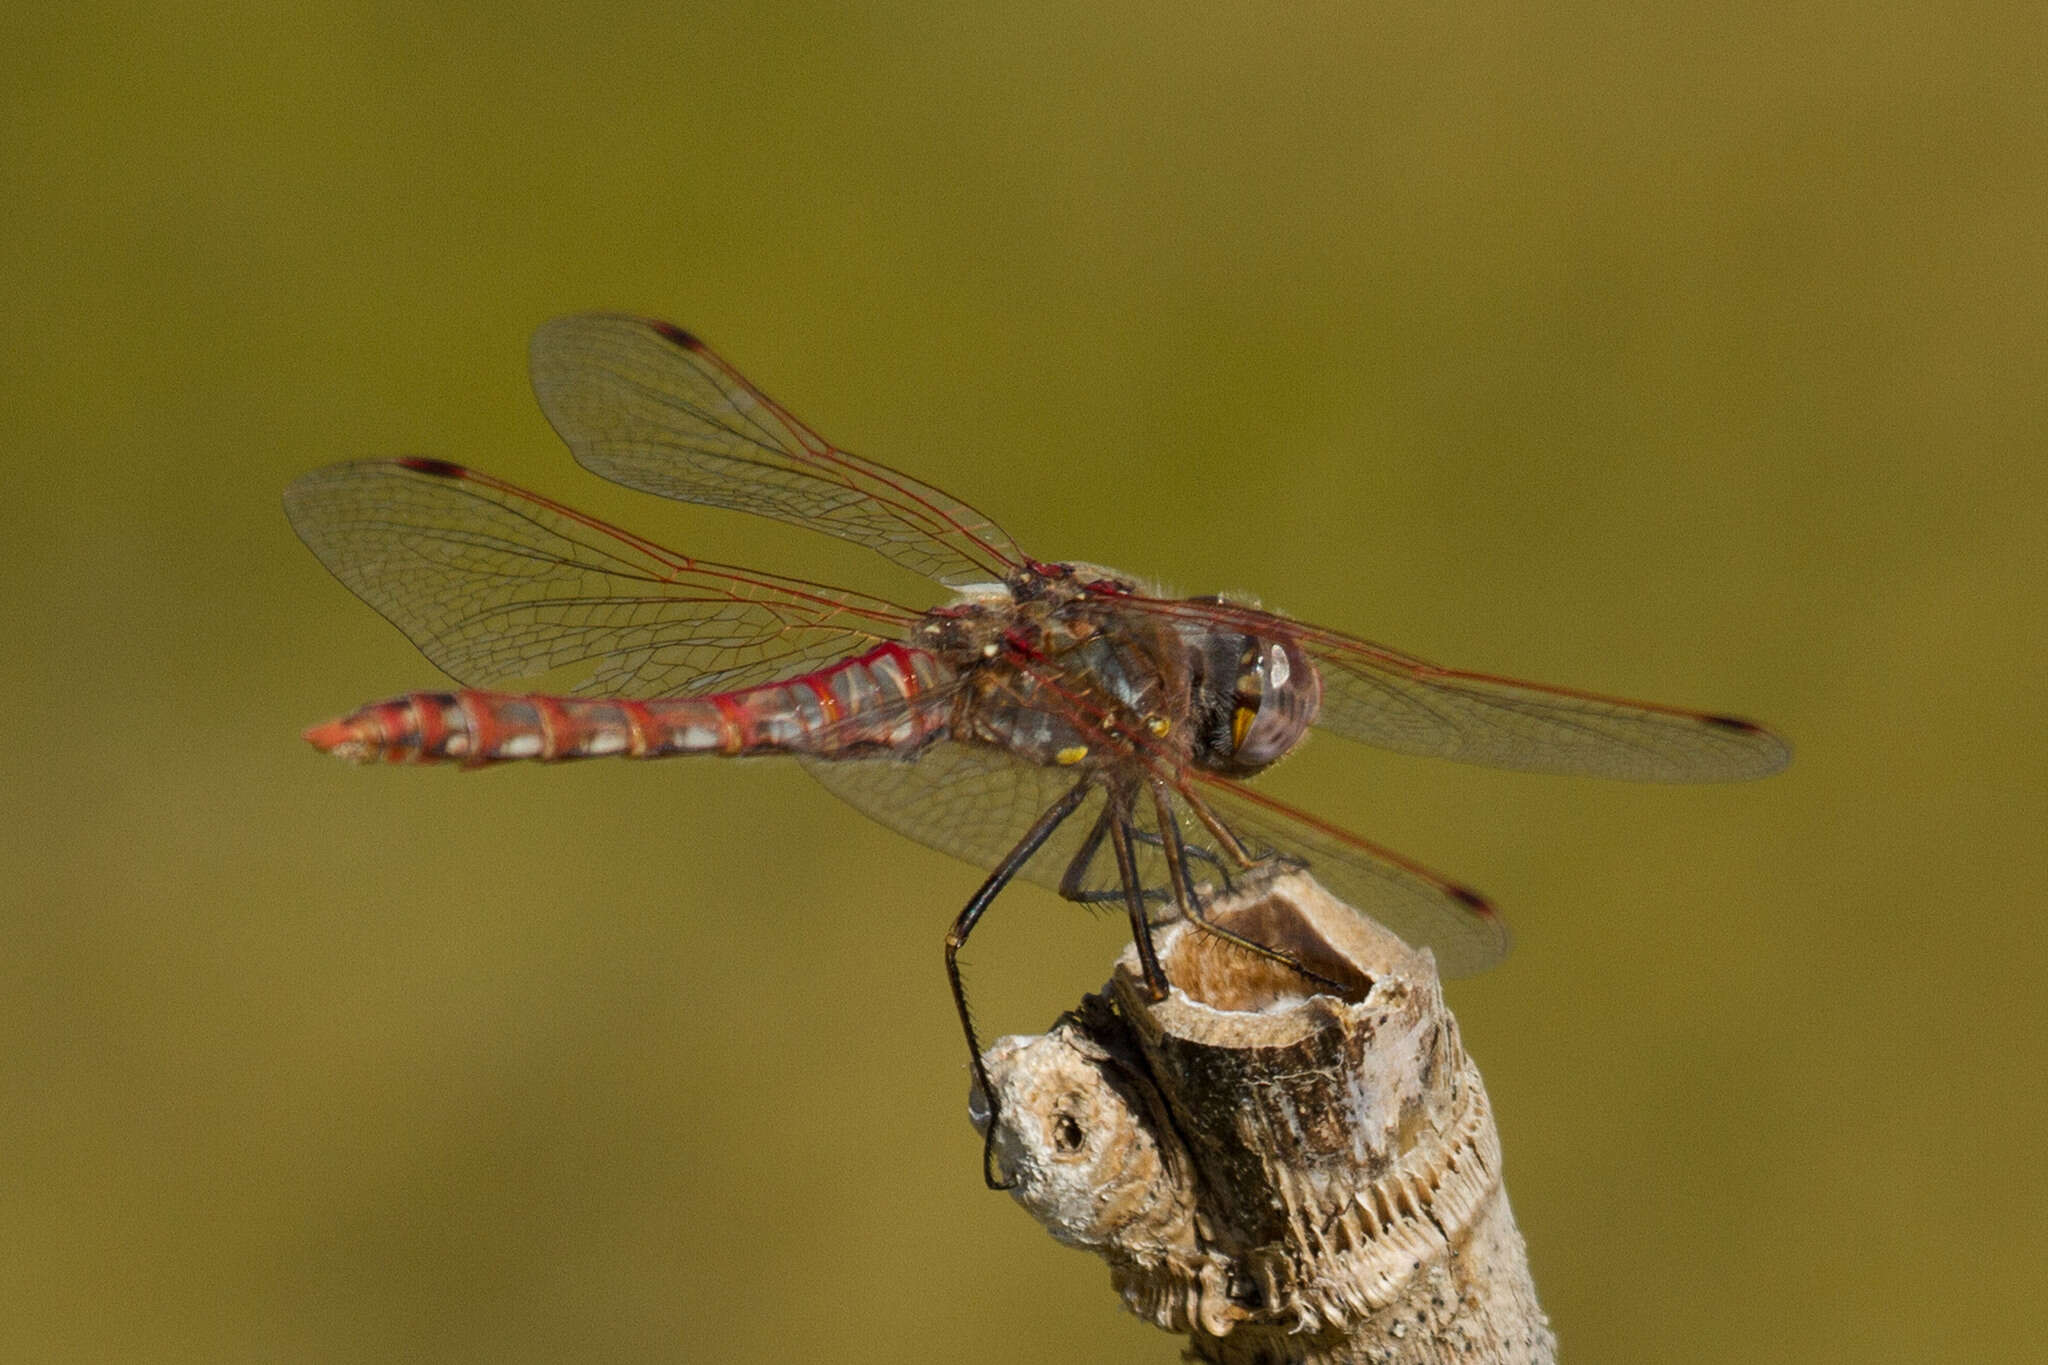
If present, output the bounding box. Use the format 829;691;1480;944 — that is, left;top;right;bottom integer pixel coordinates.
973;869;1554;1364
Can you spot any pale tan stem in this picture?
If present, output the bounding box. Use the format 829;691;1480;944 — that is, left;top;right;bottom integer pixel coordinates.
972;869;1555;1364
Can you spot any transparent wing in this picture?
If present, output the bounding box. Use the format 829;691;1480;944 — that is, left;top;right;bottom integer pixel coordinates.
284;458;919;696
1120;595;1789;782
804;739;1509;977
1299;624;1789;781
800;745;1115;899
1186;773;1512;977
803;745;1258;912
529;314;1027;587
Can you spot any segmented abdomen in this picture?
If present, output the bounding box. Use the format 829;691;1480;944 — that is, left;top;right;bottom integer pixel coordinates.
305;644;951;766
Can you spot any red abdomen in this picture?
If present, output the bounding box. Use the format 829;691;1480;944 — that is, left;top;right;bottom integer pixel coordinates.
304;645;952;767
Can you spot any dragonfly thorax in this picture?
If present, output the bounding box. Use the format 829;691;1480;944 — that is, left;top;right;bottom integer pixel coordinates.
916;568;1178;772
916;568;1322;781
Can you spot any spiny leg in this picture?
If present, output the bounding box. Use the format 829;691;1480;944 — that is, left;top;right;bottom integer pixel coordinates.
1181;831;1235;891
1178;782;1261;869
1149;783;1206;914
1149;782;1198;915
1057;885;1174;907
1057;808;1172;908
1117;822;1229;885
947;776;1094;1190
1056;800;1227;907
1155;783;1347;996
1053;784;1296;993
1106;792;1171;1002
1055;800;1124;901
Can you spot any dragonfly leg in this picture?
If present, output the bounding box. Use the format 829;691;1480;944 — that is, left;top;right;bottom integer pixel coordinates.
1177;783;1261;870
1057;886;1172;907
1147;784;1211;911
1105;794;1171;1004
1167;829;1234;891
1157;784;1347;996
1121;823;1232;892
948;776;1094;1190
1054;801;1114;900
1056;805;1174;907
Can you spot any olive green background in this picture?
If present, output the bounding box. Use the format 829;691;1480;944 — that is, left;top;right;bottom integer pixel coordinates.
6;5;2041;1362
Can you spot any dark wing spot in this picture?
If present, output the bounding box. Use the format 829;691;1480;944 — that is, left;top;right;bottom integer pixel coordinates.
1703;713;1766;733
646;319;704;350
397;457;466;479
1448;883;1499;917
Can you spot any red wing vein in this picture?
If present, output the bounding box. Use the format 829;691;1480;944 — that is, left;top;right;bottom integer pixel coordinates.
1112;593;1786;781
530;314;1026;586
285;459;917;697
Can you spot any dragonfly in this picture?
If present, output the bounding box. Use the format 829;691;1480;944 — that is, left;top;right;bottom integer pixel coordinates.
288;314;1790;1183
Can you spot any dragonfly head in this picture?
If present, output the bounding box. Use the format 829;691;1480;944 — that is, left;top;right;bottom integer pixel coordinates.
1186;625;1322;776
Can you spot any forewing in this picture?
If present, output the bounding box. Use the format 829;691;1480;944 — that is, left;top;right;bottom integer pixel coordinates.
284;459;917;696
1299;624;1790;781
529;314;1026;587
1118;595;1788;782
1188;774;1511;977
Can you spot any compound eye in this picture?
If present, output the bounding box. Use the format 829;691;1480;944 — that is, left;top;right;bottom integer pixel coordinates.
1227;640;1317;770
1231;697;1294;768
1230;701;1258;751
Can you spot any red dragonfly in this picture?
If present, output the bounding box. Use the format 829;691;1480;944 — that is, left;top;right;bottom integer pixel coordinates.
289;315;1788;1173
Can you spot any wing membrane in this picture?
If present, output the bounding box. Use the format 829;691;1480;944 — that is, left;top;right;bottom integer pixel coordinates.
1300;624;1790;781
529;314;1026;587
1119;595;1789;782
806;741;1511;977
1188;773;1511;976
800;745;1112;896
284;459;917;696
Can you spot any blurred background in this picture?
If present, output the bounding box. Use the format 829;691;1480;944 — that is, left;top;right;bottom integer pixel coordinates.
5;4;2042;1362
